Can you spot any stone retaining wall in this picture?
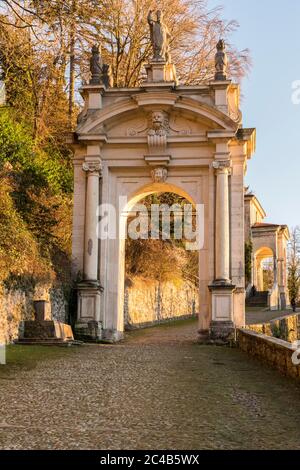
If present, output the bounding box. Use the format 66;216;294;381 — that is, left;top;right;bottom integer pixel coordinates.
237;329;300;380
247;313;300;343
0;285;67;344
124;277;198;328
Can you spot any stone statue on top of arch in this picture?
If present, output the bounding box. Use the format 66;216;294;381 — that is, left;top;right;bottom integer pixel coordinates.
147;10;171;63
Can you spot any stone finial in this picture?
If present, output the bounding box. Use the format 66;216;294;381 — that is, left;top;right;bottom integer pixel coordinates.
215;39;228;81
90;44;102;85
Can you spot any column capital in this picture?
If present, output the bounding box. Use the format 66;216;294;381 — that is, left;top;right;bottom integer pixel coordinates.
212;160;231;174
82;160;103;176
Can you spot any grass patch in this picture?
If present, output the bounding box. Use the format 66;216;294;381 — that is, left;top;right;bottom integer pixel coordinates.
0;344;73;378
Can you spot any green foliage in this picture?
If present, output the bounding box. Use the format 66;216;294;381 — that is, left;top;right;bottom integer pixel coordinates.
287;227;300;310
0;110;72;195
288;265;300;310
0;173;51;285
245;241;253;286
0;110;72;288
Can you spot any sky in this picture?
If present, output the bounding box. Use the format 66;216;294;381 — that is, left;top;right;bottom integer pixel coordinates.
208;0;300;229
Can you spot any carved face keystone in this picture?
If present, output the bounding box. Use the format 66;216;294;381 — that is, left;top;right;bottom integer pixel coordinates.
151;111;165;130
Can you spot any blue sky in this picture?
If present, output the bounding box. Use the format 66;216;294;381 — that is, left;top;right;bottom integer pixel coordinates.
208;0;300;228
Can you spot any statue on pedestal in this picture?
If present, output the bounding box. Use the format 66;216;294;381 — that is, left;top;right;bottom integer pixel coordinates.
147;10;171;62
89;45;113;88
90;44;102;84
215;39;228;81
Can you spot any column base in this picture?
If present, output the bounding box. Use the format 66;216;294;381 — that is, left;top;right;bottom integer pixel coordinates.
74;320;102;342
198;329;210;342
209;321;235;344
198;324;235;345
208;282;236;344
101;329;124;343
75;281;103;341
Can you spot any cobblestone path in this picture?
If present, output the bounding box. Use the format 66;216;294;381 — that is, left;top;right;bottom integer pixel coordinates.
1;319;300;450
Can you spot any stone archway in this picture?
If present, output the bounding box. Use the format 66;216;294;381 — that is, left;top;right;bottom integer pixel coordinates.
250;224;290;310
68;49;256;342
98;177;207;342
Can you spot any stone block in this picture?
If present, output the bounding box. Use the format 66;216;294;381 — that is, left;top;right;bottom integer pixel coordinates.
34;300;52;322
22;320;74;341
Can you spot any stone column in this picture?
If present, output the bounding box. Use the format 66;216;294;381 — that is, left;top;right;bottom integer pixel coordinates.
75;157;103;342
213;160;231;283
82;159;102;281
209;159;235;343
256;258;264;291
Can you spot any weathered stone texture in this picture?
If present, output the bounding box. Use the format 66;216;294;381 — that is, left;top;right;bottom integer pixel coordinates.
247;313;300;343
237;329;300;380
0;285;67;344
124;277;198;328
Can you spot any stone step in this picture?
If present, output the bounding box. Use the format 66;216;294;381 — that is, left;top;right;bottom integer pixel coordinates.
246;291;269;308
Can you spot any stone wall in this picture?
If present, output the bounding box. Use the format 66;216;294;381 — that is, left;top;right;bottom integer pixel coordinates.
0;285;67;344
124;277;198;328
246;313;300;343
237;329;300;380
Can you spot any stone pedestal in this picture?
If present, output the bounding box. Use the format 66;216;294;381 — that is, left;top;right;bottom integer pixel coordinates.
33;300;52;321
145;60;177;84
75;281;102;341
20;320;74;341
209;284;236;342
101;329;124;343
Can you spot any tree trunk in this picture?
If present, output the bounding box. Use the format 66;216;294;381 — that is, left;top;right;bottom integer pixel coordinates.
68;0;76;122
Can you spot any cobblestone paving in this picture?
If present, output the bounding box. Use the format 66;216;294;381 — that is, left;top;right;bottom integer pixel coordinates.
246;308;299;325
1;319;300;450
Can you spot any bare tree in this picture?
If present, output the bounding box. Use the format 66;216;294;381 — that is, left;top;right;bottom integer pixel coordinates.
288;226;300;312
1;1;251;92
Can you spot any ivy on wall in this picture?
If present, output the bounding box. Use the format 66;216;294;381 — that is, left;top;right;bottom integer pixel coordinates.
245;241;253;286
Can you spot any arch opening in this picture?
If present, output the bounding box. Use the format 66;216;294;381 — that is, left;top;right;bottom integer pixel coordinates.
254;247;275;292
119;185;200;333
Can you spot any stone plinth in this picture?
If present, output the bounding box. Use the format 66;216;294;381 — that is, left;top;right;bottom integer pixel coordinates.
16;297;76;345
209;283;236;342
144;60;177;84
75;281;102;341
21;320;74;341
34;300;52;321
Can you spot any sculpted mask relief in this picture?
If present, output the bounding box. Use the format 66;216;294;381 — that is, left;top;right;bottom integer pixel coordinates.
148;111;169;136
